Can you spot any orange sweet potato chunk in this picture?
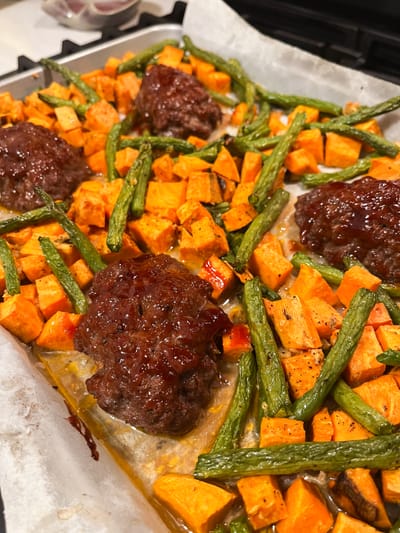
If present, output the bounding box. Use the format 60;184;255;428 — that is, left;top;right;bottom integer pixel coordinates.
237;475;288;529
344;325;386;386
153;473;236;533
276;478;333;533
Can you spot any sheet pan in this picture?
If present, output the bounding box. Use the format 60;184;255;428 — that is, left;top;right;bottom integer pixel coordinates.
1;0;400;531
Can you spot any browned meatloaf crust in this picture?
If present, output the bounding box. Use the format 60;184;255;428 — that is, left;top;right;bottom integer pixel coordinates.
74;254;232;436
294;176;400;283
135;64;222;139
0;121;91;211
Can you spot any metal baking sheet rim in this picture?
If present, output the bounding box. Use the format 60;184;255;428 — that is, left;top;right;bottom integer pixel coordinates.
0;23;183;99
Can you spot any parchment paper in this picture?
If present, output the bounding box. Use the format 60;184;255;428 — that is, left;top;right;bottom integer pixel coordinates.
1;0;400;531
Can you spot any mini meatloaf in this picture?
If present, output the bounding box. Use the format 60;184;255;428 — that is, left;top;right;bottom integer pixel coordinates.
0;121;91;211
135;64;222;139
294;176;400;283
74;254;232;436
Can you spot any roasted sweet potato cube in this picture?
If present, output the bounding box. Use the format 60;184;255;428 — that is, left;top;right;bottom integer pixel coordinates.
36;311;83;351
145;181;187;222
153;473;236;533
367;302;393;328
336;265;381;307
381;469;400;503
186;171;222;204
332;511;381;532
265;295;322;349
344;325;386;387
230;102;248;126
240;151;262;182
178;226;203;266
294;128;324;164
311;407;334;442
20;254;51;282
83;130;107;156
260;417;306;447
289;263;338;306
324;132;362;168
157;45;184;67
222;323;252;361
83;99;120;133
288;104;320;124
281;349;324;399
250;245;293;290
230;181;255;207
87;149;107;175
89;229;142;262
35;273;73;320
376;324;400;350
198;254;236;300
101;178;124;218
69;259;94;289
354;374;400;425
237;475;287;529
285;148;319;175
172;155;211;179
333;469;391;530
212;146;240;182
0;293;44;343
114;147;138;177
276;478;333;533
331;409;373;441
202;71;231;94
72;188;106;228
152;153;175;182
59;127;84;148
128;214;176;254
190;217;229;258
176;199;213;229
221;204;257;232
303;297;343;338
54;105;81;132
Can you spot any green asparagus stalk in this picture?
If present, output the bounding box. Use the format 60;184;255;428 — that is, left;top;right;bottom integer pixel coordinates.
292;288;377;421
243;278;292;417
309;121;400;157
210;351;256;453
131;143;153;218
331;95;400;126
107;142;152;252
332;379;393;435
0;238;20;296
106;122;123;181
39;57;100;104
228;516;252;533
35;188;106;273
234;188;290;272
182;35;250;89
38;93;90;117
301;158;371;187
256;84;342;116
194;433;400;480
291;252;344;285
39;236;88;314
249;112;306;211
119;136;195;154
117;39;180;74
0;203;67;235
377;349;400;365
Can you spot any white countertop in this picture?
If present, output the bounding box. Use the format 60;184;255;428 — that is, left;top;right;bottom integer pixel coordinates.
0;0;178;77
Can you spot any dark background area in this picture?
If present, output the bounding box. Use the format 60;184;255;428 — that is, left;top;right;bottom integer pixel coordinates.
223;0;400;85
